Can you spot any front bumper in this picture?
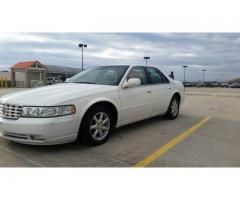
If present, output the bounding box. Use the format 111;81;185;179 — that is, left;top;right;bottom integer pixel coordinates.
0;115;81;145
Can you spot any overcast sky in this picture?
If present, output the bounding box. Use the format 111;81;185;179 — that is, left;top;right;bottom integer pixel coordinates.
0;32;240;81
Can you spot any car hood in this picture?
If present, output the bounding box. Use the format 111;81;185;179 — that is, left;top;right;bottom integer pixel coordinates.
0;83;118;106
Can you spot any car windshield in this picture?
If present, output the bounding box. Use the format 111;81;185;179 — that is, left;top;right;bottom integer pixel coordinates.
68;65;129;85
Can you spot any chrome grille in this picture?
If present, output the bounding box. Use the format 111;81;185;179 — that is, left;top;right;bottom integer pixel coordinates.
0;103;23;120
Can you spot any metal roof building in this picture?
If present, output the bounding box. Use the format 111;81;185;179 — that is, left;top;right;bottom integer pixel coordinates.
45;65;81;77
10;61;82;88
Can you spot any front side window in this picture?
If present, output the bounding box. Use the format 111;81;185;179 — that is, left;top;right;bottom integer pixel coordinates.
146;67;169;84
127;66;148;85
69;65;129;85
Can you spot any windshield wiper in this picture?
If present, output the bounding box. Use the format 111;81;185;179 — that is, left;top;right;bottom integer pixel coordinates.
75;81;96;84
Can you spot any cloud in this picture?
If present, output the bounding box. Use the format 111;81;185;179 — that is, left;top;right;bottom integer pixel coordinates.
0;32;240;81
0;33;48;43
171;53;198;58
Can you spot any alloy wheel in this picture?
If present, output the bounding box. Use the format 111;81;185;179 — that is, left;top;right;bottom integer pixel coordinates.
90;112;110;141
171;99;179;117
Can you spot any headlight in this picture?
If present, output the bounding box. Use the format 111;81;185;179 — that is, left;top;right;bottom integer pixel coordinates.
21;105;76;118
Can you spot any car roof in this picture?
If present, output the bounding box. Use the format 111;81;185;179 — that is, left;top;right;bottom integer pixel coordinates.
86;65;162;71
89;65;130;68
88;65;160;67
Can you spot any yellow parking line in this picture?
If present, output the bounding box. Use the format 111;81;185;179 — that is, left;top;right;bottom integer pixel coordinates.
134;116;211;167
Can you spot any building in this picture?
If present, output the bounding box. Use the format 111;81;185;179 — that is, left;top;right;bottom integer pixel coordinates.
11;61;47;88
46;65;81;78
9;60;81;88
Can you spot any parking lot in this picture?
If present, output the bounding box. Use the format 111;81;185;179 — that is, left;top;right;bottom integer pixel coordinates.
0;87;239;167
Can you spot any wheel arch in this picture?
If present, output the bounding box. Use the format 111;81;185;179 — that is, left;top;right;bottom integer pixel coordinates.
172;91;181;103
81;99;119;127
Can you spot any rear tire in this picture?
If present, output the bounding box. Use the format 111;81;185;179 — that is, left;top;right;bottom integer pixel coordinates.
165;95;180;120
78;105;113;146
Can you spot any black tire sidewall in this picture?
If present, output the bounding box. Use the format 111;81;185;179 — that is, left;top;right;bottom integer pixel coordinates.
79;105;113;146
166;96;180;119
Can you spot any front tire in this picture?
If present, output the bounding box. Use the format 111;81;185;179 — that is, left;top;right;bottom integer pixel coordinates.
165;95;180;120
78;105;113;146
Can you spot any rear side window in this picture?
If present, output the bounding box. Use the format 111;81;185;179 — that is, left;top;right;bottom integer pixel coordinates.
146;67;169;84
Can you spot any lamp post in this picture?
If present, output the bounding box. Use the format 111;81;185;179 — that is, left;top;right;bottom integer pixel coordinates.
78;43;87;71
143;56;150;66
182;65;188;83
202;69;206;83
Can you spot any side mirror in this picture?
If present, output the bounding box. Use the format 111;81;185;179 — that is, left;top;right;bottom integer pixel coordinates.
122;78;141;88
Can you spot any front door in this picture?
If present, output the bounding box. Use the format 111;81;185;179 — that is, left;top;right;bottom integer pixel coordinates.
119;66;153;124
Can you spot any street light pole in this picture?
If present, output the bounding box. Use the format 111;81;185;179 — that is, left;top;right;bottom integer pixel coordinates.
143;57;150;66
78;43;87;71
81;46;83;70
182;65;188;83
202;69;206;83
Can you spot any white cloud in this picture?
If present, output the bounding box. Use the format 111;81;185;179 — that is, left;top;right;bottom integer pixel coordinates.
0;33;48;43
90;48;138;59
172;53;198;58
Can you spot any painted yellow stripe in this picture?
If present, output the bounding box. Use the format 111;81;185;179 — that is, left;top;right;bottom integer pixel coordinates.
134;116;211;167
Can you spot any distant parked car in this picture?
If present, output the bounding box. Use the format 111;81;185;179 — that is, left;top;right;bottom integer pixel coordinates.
47;77;62;85
221;82;229;88
0;65;185;146
196;82;206;87
211;82;221;87
183;82;193;87
229;83;240;88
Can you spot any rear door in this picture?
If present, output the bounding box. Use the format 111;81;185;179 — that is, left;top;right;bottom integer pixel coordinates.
145;67;172;114
119;66;153;123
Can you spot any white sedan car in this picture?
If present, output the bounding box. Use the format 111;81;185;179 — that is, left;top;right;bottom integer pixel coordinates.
0;65;184;146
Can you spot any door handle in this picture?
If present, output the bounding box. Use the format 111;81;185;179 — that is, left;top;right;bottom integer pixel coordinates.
146;90;152;93
168;87;172;90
